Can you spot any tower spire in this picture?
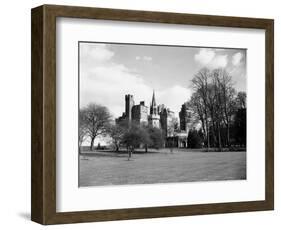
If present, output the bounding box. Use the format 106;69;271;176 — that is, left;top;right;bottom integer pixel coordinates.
149;89;160;128
152;89;156;106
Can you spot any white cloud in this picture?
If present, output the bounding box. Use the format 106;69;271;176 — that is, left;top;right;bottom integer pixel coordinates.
80;62;151;118
157;85;191;114
135;55;152;61
81;62;191;118
80;44;191;120
194;48;215;65
80;43;114;62
209;54;228;68
143;56;152;61
232;52;243;66
194;48;228;69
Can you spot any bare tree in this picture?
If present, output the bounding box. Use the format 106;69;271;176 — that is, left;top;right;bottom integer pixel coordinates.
191;68;211;149
189;93;208;147
80;103;112;151
190;68;239;150
236;91;247;109
212;69;237;147
206;81;221;149
78;109;88;153
108;123;125;152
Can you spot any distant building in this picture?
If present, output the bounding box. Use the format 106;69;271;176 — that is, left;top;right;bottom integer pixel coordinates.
125;94;134;122
179;102;194;133
148;90;160;128
116;91;176;134
116;94;149;126
159;107;176;137
165;102;198;148
132;101;149;126
116;92;197;148
115;112;126;124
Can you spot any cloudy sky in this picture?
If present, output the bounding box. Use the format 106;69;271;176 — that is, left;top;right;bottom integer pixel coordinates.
79;42;246;119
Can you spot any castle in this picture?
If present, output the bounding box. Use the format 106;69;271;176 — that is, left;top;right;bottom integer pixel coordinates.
116;91;195;147
179;102;194;132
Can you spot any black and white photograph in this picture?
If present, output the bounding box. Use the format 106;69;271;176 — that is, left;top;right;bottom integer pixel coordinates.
78;42;247;187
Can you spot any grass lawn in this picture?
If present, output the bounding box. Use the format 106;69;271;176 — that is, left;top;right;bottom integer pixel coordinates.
79;148;246;187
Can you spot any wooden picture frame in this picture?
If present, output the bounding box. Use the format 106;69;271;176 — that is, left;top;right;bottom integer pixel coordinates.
31;4;274;225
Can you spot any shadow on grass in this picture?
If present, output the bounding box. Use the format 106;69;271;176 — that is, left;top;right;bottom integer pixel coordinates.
80;149;162;158
80;147;247;158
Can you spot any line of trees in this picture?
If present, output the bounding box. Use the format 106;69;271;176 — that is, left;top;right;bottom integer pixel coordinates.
188;68;246;150
109;121;164;154
187;129;204;148
79;103;164;154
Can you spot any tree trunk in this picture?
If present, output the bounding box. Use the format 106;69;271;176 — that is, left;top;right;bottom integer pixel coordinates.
145;145;148;153
217;123;222;151
206;121;210;151
127;146;130;160
204;110;209;150
226;123;230;147
200;117;208;149
128;146;133;160
90;137;95;151
211;120;217;147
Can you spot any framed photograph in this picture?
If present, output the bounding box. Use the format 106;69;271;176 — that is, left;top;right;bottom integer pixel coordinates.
31;4;274;224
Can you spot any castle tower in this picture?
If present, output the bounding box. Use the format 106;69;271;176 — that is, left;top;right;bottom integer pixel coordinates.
125;94;134;121
150;90;158;115
179;103;192;133
149;90;160;128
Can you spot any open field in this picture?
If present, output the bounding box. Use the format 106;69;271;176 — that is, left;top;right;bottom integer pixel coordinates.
79;149;246;187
